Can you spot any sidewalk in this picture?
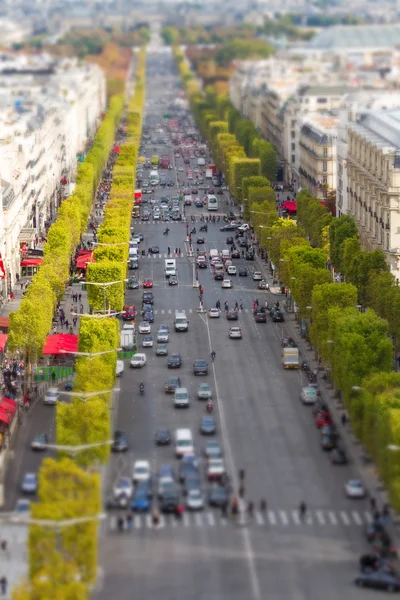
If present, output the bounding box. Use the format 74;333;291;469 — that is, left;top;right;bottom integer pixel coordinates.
253;252;400;541
0;524;27;599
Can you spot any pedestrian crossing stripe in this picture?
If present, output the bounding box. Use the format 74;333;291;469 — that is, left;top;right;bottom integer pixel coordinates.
107;508;373;531
149;309;258;315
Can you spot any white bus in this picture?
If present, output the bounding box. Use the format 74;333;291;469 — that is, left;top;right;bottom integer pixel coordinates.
207;195;218;211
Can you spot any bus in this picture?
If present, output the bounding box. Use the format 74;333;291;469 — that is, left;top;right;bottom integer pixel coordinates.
207;195;218;211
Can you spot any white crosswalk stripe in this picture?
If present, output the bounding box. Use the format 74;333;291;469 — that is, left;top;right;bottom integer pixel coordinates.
108;509;373;532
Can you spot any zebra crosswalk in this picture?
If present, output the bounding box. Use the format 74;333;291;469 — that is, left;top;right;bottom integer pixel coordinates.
107;508;373;533
148;308;257;315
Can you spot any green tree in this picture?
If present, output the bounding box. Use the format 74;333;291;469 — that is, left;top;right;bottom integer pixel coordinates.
290;264;331;318
229;158;261;201
329;215;358;272
86;262;125;312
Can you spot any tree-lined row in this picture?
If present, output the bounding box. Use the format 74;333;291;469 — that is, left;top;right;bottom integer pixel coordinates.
12;47;146;600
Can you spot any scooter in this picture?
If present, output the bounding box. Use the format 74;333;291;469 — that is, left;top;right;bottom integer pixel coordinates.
206;401;213;413
139;384;145;396
190;227;196;234
163;228;169;235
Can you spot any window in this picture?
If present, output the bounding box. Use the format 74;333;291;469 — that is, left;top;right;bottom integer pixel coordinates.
322;189;327;199
291;155;295;163
322;161;327;172
291;131;295;139
291;120;296;127
323;147;328;157
291;143;295;151
317;98;328;104
322;176;327;184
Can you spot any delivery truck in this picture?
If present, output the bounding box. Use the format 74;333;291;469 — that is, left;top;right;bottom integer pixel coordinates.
282;347;299;369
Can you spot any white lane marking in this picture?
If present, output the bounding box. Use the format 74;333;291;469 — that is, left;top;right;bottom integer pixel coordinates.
255;511;264;526
292;510;301;525
340;511;350;526
183;512;190;527
268;511;276;525
158;515;166;528
134;515;141;529
145;515;152;529
306;513;313;525
328;511;337;525
168;310;171;314
195;513;203;527
161;309;165;314
170;515;177;527
352;511;362;526
316;510;326;525
279;511;289;526
207;512;215;526
204;314;261;600
189;309;193;313
364;511;373;523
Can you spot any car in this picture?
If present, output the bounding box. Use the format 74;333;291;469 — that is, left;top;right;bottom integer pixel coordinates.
165;376;181;393
272;311;284;323
155;429;171;445
21;472;37;494
179;455;199;482
195;199;203;207
258;280;268;290
220;224;236;232
168;353;182;368
226;237;234;244
186;489;204;511
143;310;153;323
330;448;348;465
246;251;255;261
209;308;221;318
169;275;178;285
183;472;202;496
112;430;128;452
315;411;332;428
321;434;336;451
194;359;208;375
204;440;222;459
31;433;48;451
141;302;153;314
209;484;230;508
14;498;31;514
138;322;151;334
226;311;238;321
229;326;242;339
214;272;224;281
150;246;160;254
312;400;329;417
200;416;216;435
143;278;153;288
207;458;226;481
128;277;139;289
254;310;267;323
44;387;59;405
156;344;168;356
113;476;133;500
231;250;241;259
227;266;237;276
157;330;169;343
238;268;248;277
158;323;169;332
221;279;233;289
130;353;147;368
196;237;205;245
253;272;262;281
354;569;400;591
132;460;151;484
238;223;250;232
160;490;180;513
184;198;192;206
131;487;151;512
300;386;318;405
142;336;153;348
158;478;178;501
345;479;366;499
174;387;189;408
142;292;154;305
281;336;297;348
197;383;212;400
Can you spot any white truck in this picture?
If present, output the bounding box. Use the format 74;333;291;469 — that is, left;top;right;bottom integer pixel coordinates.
165;259;177;278
282;347;299;369
120;328;135;352
206;168;213;179
174;310;188;332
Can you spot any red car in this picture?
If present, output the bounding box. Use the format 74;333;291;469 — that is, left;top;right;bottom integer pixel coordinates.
315;411;332;428
143;279;153;288
122;305;136;321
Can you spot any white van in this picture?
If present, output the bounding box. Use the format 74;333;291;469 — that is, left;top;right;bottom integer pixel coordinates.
165;259;176;278
44;387;59;405
209;249;219;260
174;310;188;332
174;387;189;408
175;428;194;457
221;249;230;260
129;247;138;258
197;157;206;166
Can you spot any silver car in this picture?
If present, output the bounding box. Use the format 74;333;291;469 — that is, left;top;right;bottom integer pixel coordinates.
197;383;212;400
21;473;37;494
157;330;169;343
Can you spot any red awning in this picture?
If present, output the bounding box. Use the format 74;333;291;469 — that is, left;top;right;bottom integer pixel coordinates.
282;200;297;213
42;334;79;355
0;406;11;424
75;252;94;269
1;397;16;416
0;317;10;330
0;334;8;351
113;146;120;154
20;258;43;267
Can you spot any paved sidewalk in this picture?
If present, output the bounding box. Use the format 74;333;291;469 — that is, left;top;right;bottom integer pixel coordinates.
253;251;400;541
0;523;27;598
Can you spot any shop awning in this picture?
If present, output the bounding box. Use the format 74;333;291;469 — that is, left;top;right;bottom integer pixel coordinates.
282;200;297;213
1;397;16;416
75;252;94;269
42;334;79;355
18;227;36;243
0;334;8;351
0;317;10;330
0;406;12;424
20;258;43;267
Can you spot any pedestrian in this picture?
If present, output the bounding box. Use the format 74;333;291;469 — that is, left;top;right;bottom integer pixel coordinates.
78;293;82;302
221;501;228;519
178;248;181;255
167;247;171;256
341;412;347;426
16;273;19;282
0;541;8;560
69;326;73;334
260;497;267;514
20;282;23;291
211;350;216;362
0;576;7;595
52;325;57;335
80;303;84;314
175;247;178;256
370;497;376;512
65;320;69;330
73;316;78;327
51;371;56;384
299;501;307;520
247;501;254;519
117;516;124;532
126;513;133;531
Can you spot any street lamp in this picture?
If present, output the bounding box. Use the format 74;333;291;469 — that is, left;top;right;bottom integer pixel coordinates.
59;349;122;358
387;445;400;451
41;440;114;456
85;279;129;314
61;388;120;402
352;386;362;392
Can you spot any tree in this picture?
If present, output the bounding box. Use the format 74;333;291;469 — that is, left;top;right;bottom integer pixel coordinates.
29;458;101;586
309;282;358;360
241;175;270;200
251;138;278;181
296;190;332;247
229;158;260;201
329;215;358;272
246;186;276;220
86;262;125;312
267;218;300;268
290;264;331;318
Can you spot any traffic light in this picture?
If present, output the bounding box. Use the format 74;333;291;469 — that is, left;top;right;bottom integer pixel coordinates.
199;285;203;295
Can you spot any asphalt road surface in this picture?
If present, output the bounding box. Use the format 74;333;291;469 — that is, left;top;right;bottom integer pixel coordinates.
93;49;380;600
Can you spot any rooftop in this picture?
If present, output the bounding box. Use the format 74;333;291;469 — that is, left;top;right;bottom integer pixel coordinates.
351;110;400;155
308;25;400;50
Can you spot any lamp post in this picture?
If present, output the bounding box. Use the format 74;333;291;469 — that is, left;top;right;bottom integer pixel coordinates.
84;279;129;314
41;440;114;456
61;388;120;402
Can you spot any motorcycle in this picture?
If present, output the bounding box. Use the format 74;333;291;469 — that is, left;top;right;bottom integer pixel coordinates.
190;227;196;234
206;401;213;413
